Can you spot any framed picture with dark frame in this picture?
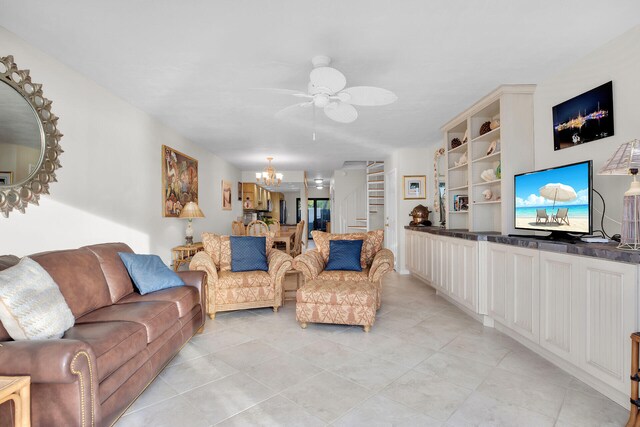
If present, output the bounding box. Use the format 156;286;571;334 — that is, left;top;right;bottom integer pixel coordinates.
222;180;232;210
403;175;426;200
162;145;198;217
237;181;242;201
552;81;614;151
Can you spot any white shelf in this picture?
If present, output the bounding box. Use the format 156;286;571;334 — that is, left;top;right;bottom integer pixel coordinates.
472;151;501;163
470;126;500;143
448;143;468;154
474;200;502;205
472;179;501;187
449;185;468;191
448;163;468;171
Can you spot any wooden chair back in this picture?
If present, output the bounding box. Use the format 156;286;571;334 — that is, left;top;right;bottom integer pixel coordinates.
268;220;281;233
247;220;269;236
232;221;246;236
292;220;305;256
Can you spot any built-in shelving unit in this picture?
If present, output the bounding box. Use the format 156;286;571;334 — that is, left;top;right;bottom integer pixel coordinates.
366;161;385;231
442;85;535;233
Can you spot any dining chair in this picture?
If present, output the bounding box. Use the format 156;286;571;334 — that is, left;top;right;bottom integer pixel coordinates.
268;220;281;233
247;220;269;236
292;220;305;257
232;221;246;236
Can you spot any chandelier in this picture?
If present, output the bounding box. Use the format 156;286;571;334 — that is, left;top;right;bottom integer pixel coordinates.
256;157;283;187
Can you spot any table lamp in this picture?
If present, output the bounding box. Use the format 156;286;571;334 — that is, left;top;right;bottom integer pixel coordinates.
598;139;640;250
178;201;205;245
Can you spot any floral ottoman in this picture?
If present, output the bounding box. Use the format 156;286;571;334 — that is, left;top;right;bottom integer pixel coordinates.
296;279;378;332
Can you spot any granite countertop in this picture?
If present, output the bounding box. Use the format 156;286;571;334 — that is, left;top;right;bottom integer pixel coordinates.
404;225;640;264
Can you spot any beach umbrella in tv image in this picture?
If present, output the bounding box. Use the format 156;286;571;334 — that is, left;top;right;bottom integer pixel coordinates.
539;183;577;209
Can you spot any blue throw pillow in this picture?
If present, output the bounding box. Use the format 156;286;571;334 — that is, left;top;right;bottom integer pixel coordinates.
118;253;184;295
230;236;269;272
325;240;363;271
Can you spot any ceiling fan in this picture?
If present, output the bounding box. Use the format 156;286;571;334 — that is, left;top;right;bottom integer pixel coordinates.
270;55;398;124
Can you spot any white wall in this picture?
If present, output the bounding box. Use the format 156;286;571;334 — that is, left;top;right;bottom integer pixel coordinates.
533;26;640;236
386;145;440;274
331;168;366;233
0;27;242;263
307;187;329;199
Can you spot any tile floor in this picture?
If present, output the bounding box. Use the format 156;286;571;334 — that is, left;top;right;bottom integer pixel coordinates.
116;272;629;426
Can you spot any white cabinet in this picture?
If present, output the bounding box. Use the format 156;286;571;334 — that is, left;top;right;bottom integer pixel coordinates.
405;230;479;311
539;251;578;362
487;243;539;342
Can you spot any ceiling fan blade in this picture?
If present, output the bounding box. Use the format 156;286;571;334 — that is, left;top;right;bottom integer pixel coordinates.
339;86;398;106
254;88;311;98
324;102;358;123
310;67;346;94
275;102;312;118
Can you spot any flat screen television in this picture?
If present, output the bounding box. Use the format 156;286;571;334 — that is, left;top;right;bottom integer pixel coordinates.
514;160;592;240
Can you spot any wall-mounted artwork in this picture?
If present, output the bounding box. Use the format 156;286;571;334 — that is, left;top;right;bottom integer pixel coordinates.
222;180;232;210
162;145;198;217
237;181;242;201
403;175;426;200
553;81;614;151
0;171;12;185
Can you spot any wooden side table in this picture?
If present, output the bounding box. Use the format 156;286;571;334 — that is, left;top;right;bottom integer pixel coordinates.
171;242;204;272
282;270;303;304
0;376;30;427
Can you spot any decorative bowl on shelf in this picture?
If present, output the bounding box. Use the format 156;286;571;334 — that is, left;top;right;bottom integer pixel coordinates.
480;169;497;182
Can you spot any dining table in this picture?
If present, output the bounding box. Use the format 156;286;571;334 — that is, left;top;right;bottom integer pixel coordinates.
272;229;296;255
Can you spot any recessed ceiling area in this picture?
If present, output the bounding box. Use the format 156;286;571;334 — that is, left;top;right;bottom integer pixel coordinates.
1;1;638;177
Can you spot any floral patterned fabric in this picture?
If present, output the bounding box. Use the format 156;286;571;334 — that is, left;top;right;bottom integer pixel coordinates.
318;269;370;282
368;248;394;284
190;242;292;317
311;230;384;268
201;232;274;271
296;279;377;327
292;250;325;280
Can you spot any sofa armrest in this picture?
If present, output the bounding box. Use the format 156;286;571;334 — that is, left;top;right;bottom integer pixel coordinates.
267;249;293;307
0;339;100;426
190;252;218;317
293;250;324;281
177;270;207;324
369;248;394;283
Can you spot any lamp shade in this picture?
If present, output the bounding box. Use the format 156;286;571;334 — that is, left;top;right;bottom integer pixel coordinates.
598;139;640;175
179;202;205;219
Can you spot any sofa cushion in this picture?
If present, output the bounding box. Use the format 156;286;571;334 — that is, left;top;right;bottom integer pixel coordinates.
30;248;113;318
312;230;384;268
230;236;268;272
84;243;136;303
202;233;274;271
326;240;363;272
0;257;75;340
117;286;200;318
64;321;147;382
217;270;272;289
318;268;371;282
118;253;184;295
76;301;179;343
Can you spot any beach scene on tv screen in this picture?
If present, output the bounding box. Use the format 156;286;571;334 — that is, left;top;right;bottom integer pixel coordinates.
515;162;589;233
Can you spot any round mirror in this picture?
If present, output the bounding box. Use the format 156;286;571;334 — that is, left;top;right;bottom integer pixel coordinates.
0;81;44;187
0;55;63;217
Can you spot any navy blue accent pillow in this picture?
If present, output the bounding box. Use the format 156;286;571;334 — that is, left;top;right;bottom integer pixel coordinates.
118;252;184;295
230;236;269;272
325;240;363;271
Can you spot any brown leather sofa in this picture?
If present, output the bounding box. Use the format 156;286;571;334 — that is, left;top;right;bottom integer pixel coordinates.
0;243;206;427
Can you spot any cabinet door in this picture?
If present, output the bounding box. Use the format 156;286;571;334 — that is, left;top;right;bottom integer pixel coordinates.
507;247;539;343
487;243;509;325
437;237;449;294
405;231;415;273
426;233;435;284
459;240;478;312
419;232;429;279
539;251;577;362
579;257;637;392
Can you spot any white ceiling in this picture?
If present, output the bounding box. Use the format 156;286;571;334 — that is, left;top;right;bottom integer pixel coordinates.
1;1;638;178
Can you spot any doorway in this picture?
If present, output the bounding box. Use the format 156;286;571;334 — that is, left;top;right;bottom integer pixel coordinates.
299;198;330;239
385;168;397;269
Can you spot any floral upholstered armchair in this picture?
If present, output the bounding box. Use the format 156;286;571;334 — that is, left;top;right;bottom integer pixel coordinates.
190;233;293;318
293;230;395;304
